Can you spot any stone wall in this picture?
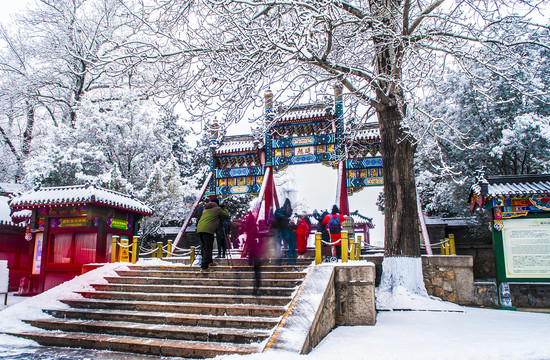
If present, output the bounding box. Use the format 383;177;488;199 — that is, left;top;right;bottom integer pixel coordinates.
473;281;550;308
334;264;376;326
363;255;475;305
422;256;474;305
272;264;376;355
473;281;497;307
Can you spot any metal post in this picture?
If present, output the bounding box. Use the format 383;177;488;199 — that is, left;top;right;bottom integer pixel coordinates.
348;238;355;260
449;234;456;255
111;236;119;263
167;240;173;258
190;246;195;266
341;231;348;263
131;236;139;264
157;241;163;259
315;232;322;265
119;238;130;262
356;235;362;260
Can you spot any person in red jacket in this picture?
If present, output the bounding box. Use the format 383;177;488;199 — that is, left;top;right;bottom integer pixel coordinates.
295;213;310;258
322;205;346;259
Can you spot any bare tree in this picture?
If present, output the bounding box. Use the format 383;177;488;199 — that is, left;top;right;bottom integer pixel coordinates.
105;0;550;300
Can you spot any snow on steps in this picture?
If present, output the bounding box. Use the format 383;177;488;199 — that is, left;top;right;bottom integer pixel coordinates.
7;263;311;358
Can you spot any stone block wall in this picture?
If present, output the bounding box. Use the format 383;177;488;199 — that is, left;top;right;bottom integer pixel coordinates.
422;256;474;305
300;270;336;354
363;254;475;305
474;281;550;308
473;281;497;307
334;264;376;326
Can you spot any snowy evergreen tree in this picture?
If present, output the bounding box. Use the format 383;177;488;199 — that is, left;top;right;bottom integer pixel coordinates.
416;46;550;219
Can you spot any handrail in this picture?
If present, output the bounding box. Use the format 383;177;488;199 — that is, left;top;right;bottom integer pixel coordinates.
173;172;213;248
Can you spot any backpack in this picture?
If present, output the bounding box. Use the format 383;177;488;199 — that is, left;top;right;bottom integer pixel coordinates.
328;215;341;234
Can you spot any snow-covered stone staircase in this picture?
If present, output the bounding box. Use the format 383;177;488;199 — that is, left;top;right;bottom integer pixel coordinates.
10;263;310;358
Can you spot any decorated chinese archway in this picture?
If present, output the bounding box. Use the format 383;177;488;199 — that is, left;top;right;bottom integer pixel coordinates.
208;85;383;221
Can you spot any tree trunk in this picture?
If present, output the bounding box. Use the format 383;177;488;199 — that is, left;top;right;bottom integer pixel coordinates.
378;104;420;257
15;100;35;183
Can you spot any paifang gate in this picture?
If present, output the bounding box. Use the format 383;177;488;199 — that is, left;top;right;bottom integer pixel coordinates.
207;85;383;220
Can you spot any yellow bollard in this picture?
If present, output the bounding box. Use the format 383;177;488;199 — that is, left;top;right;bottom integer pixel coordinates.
131;236;139;264
190;246;195;266
449;234;456;255
157;241;163;259
341;231;348;263
111;236;119;263
167;240;173;258
348;238;355;261
119;238;130;262
315;232;322;265
356;235;362;260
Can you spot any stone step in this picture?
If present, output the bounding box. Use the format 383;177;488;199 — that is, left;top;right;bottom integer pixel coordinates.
127;265;308;273
77;290;291;306
44;308;279;329
60;299;287;317
115;269;306;280
162;256;314;267
104;276;301;288
7;331;262;358
90;283;296;297
25;318;272;344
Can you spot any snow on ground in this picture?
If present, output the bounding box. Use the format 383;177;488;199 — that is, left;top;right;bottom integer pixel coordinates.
1;260;550;360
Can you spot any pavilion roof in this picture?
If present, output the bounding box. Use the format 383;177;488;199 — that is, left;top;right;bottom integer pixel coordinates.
0;196;24;227
9;184;153;216
470;174;550;198
304;210;374;228
215;135;260;155
272;102;333;124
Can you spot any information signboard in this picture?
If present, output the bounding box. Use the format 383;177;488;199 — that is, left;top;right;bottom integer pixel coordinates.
502;217;550;279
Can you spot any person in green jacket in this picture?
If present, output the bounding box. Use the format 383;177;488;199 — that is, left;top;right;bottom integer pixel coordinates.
196;197;230;270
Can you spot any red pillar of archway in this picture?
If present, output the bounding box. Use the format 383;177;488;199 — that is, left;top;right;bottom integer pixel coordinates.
263;165;279;224
338;161;350;216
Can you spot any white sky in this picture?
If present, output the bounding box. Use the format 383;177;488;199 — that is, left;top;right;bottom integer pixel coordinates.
274;164;385;245
0;0;28;23
1;259;550;360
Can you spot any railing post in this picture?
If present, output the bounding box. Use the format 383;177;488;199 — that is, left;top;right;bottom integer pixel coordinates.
315;232;322;265
157;241;163;259
356;235;362;260
341;231;348;263
119;238;130;262
132;236;139;264
190;246;195;266
167;240;173;258
449;234;456;255
111;236;119;263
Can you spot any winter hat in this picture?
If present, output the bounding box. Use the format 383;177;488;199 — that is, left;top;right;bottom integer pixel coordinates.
331;205;339;214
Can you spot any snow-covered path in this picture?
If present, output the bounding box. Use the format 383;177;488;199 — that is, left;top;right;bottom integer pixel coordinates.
1;260;550;360
2;305;550;360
